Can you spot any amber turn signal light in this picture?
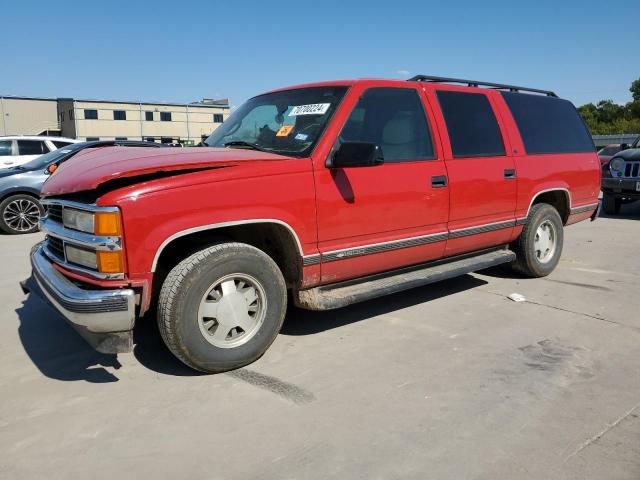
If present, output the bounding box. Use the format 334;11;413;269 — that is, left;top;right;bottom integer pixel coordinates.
95;212;121;236
97;251;123;273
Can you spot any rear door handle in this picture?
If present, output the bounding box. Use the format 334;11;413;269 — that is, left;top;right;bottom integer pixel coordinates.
431;175;447;188
504;169;516;179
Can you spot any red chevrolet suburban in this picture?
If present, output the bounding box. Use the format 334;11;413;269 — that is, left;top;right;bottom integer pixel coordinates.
22;76;600;373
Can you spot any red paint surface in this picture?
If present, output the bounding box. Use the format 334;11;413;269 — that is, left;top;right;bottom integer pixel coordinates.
41;78;600;301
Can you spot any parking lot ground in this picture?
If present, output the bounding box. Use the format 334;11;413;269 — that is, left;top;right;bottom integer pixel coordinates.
1;203;639;480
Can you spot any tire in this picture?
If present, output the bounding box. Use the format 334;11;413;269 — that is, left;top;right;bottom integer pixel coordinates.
602;193;621;215
511;203;564;278
158;242;287;373
0;194;43;235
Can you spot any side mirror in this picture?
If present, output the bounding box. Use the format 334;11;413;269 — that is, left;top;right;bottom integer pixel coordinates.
330;142;384;168
620;143;629;151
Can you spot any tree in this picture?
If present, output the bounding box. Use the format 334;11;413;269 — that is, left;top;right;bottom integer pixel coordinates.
577;78;640;135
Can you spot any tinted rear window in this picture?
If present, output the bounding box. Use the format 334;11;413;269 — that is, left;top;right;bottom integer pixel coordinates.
436;91;505;158
501;92;594;154
17;140;48;155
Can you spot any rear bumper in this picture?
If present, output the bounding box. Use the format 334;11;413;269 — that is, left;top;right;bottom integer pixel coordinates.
20;243;136;353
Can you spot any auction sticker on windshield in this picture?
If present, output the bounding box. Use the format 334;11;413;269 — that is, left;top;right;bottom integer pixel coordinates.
289;103;330;116
276;125;295;137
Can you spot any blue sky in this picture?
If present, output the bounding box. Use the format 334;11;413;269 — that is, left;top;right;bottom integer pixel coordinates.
3;0;639;108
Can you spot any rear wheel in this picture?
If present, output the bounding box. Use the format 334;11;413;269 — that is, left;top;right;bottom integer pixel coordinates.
0;194;43;234
511;203;564;277
158;242;287;373
602;193;621;215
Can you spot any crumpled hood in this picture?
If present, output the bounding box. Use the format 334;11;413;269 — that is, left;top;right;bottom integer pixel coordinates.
41;146;292;196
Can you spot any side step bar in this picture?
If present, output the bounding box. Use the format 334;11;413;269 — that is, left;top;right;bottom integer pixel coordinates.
296;248;516;311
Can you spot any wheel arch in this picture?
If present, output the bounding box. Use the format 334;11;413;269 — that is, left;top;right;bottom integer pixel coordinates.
0;188;42;204
152;219;305;292
526;188;571;224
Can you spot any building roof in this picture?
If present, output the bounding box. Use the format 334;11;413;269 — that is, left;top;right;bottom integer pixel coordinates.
0;95;229;109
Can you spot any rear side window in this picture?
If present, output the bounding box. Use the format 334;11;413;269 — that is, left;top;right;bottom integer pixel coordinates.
436;91;505;158
0;141;12;156
17;140;49;155
339;87;435;162
501;92;594;154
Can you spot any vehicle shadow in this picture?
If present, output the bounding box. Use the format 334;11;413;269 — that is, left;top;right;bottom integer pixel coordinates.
15;289;122;383
132;312;205;377
598;199;640;220
16;274;488;379
132;274;488;376
280;274;487;336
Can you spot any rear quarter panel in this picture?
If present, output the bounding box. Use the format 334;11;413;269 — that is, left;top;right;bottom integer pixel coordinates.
492;95;600;221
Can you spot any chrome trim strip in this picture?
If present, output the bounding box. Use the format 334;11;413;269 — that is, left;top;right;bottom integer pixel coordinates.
448;220;515;239
570;203;599;215
303;254;321;266
321;232;449;262
41;217;122;251
31;243;135;332
151;219;305;272
317;219;519;264
42;199;119;213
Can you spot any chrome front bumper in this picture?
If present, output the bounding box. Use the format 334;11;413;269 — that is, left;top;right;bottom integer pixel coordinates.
21;243;136;353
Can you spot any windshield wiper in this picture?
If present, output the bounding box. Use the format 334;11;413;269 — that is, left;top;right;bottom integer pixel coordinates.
223;141;270;152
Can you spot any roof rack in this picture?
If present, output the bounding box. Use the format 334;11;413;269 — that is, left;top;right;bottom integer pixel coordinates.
408;75;557;97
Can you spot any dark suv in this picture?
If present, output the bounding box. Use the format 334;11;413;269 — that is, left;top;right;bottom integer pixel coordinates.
601;135;640;214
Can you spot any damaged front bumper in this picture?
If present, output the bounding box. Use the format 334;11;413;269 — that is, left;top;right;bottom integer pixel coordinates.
21;243;136;353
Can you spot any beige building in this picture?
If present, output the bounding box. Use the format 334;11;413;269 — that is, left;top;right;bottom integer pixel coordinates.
0;96;60;137
1;95;230;145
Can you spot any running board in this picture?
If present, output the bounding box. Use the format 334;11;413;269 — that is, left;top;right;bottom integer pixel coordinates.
296;249;516;311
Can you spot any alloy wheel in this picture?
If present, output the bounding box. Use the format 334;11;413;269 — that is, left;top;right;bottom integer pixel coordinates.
3;198;41;233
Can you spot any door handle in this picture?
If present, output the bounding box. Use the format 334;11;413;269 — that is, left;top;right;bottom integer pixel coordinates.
504;169;516;179
431;175;447;188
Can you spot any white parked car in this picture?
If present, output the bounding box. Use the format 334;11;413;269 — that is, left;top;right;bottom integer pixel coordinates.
0;136;80;169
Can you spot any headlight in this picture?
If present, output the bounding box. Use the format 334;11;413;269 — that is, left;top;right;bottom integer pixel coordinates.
62;208;94;233
62;208;121;235
610;157;624;173
65;244;97;269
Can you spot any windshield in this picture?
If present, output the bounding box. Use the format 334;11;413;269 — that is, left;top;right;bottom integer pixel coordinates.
204;86;349;157
598;146;620;156
20;143;84;170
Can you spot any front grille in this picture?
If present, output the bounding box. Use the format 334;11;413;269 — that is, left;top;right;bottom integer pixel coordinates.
623;161;640;178
46;204;63;223
46;236;65;261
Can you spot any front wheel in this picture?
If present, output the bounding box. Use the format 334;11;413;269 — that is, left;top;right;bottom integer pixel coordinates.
511;203;564;277
157;242;287;373
0;194;43;234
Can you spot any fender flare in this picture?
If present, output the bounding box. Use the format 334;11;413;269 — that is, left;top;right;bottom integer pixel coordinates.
150;218;305;272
